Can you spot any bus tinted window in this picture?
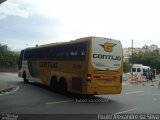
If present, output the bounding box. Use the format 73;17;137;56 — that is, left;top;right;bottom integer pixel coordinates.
23;41;87;60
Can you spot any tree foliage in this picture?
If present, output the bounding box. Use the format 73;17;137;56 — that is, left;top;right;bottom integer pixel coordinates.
0;44;19;68
123;62;132;73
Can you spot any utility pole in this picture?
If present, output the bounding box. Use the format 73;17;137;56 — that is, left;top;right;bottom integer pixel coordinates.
131;39;133;81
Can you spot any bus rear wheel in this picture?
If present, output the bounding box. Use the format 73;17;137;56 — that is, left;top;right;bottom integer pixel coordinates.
58;78;67;95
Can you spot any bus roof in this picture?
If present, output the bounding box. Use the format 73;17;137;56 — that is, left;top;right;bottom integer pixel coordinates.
23;36;120;51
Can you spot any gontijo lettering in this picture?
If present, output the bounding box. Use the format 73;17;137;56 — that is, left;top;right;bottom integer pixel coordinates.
93;54;121;61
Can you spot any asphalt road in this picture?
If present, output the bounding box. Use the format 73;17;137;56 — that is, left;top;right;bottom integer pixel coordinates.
0;74;160;119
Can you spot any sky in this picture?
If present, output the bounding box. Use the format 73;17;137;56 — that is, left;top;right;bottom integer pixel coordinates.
0;0;160;51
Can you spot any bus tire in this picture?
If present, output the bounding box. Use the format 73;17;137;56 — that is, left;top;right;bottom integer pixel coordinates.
58;78;67;95
23;72;29;83
51;76;58;92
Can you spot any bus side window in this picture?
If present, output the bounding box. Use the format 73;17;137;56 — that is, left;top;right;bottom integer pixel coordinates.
81;51;85;56
78;42;86;59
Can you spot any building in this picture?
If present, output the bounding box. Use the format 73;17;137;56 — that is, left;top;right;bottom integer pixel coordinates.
149;44;158;52
155;48;160;54
123;47;147;62
123;44;159;62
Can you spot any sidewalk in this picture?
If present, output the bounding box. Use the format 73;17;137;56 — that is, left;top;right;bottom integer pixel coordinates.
0;72;17;93
0;72;18;77
0;82;15;93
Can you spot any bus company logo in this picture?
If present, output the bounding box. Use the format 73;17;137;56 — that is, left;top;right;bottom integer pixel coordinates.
100;42;116;52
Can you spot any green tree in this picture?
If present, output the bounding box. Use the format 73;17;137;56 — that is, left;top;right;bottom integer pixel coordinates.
0;44;8;53
123;62;132;73
0;44;19;69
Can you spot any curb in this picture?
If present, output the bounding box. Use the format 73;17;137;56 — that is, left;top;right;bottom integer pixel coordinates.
0;72;18;77
0;84;16;94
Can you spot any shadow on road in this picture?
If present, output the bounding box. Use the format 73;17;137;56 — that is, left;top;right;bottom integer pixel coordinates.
18;81;112;104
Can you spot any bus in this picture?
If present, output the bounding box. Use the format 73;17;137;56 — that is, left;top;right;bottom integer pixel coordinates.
17;36;123;95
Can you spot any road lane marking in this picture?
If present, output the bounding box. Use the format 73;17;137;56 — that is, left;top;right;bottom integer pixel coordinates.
124;91;144;95
115;108;137;114
46;100;73;105
0;86;19;96
153;94;160;96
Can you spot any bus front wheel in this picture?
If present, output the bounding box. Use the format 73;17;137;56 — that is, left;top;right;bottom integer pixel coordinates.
51;76;58;92
23;72;29;83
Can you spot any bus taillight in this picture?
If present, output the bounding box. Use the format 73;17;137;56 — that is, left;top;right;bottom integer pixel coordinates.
87;74;91;82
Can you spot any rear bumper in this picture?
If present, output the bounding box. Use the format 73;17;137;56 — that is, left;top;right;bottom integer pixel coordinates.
82;85;122;95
